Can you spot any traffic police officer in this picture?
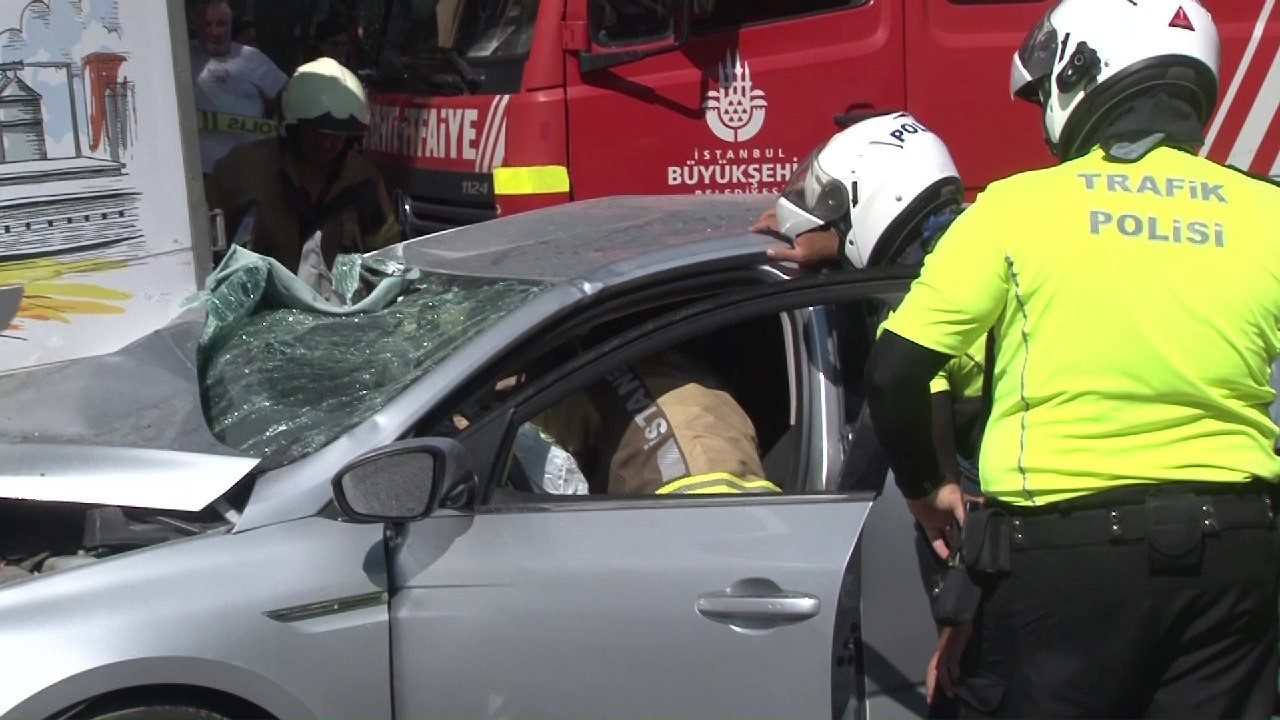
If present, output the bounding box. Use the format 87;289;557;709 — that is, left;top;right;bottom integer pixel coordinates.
758;110;984;718
864;0;1280;716
761;107;986;505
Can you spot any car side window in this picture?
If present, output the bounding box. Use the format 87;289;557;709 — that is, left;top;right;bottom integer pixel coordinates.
496;310;802;499
691;0;869;35
589;0;677;47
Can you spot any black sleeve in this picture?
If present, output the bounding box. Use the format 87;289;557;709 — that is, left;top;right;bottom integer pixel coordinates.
863;330;953;499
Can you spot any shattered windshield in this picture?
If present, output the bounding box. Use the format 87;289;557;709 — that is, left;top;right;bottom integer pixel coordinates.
374;0;540;80
200;271;549;465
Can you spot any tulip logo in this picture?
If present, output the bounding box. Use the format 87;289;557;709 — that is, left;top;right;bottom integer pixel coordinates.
703;50;767;143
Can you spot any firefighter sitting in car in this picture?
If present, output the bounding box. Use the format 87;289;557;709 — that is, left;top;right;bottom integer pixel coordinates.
205;57;400;273
531;348;779;496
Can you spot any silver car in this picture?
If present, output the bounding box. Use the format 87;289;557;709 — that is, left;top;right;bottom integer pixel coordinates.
0;195;937;720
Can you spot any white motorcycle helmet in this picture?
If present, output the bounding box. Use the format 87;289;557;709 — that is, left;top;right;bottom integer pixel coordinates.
1010;0;1220;160
774;111;963;269
281;57;370;136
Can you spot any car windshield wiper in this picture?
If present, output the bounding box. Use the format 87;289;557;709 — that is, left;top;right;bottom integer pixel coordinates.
441;48;484;93
359;68;407;90
362;62;470;95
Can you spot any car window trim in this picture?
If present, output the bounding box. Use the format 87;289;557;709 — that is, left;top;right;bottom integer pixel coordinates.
691;0;871;36
473;488;880;514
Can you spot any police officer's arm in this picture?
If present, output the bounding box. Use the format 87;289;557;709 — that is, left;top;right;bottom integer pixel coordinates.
865;191;1010;499
865;333;952;498
931;390;965;485
766;227;841;265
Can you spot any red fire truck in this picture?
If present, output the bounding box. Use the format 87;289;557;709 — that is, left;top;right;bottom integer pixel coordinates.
343;0;1280;237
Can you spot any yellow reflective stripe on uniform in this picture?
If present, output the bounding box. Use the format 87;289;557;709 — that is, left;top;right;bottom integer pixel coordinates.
196;109;278;137
492;165;570;196
655;473;782;495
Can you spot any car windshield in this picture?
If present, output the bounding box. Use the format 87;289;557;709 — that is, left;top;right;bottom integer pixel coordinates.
200;270;549;466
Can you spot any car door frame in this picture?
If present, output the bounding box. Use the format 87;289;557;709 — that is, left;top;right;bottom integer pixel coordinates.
378;266;920;718
446;266;917;499
562;0;907;201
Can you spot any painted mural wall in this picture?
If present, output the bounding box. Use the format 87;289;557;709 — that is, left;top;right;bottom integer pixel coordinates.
0;0;202;373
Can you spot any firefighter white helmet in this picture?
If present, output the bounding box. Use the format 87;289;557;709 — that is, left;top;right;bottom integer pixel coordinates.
774;111;963;269
1010;0;1220;160
281;57;370;135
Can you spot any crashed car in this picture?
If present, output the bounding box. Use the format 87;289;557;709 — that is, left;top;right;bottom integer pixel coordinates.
0;195;938;720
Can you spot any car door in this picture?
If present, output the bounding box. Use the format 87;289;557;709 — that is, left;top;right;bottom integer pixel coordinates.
903;0;1057;195
383;272;914;719
563;0;906;201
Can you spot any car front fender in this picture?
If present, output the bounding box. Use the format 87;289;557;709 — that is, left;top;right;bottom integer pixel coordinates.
0;517;391;719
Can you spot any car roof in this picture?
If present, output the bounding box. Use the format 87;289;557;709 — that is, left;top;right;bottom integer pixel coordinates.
0;195;788;512
378;194;783;283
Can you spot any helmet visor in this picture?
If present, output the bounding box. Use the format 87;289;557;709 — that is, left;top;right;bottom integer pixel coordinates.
298;112;368;136
779;143;853;229
1011;10;1059;104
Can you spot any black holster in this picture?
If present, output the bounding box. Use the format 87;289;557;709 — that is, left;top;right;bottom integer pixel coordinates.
1144;492;1207;573
931;507;1012;626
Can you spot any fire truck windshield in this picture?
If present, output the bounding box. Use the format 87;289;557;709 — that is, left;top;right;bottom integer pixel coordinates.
375;0;539;77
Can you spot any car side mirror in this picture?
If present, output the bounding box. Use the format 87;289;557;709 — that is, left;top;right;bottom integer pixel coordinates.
331;437;476;523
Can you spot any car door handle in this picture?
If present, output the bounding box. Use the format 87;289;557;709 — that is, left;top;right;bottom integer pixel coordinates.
696;590;821;624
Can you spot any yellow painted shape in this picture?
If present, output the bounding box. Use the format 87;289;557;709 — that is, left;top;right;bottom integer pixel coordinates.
1;256;135;332
23;282;133;300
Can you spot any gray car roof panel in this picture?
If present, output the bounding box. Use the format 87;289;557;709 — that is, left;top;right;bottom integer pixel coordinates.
379;194;781;282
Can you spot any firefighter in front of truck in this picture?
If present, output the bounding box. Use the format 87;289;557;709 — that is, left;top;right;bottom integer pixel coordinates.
205;56;401;272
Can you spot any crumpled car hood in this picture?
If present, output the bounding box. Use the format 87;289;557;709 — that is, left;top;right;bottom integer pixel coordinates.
0;310;261;512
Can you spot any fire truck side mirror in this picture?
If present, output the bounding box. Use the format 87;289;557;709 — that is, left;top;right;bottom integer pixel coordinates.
577;0;691;74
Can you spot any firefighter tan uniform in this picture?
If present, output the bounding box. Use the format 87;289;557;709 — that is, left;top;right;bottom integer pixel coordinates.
206;138;399;272
534;350;779;495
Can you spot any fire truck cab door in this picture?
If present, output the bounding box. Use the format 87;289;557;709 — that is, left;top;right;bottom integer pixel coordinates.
564;1;906;201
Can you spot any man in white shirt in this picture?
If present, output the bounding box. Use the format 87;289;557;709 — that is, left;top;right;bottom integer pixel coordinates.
189;0;288;174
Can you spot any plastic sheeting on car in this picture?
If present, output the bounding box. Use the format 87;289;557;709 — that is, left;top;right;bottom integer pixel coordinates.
195;246;550;467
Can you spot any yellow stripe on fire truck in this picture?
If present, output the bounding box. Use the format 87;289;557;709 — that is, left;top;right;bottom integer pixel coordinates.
492;165;570;196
